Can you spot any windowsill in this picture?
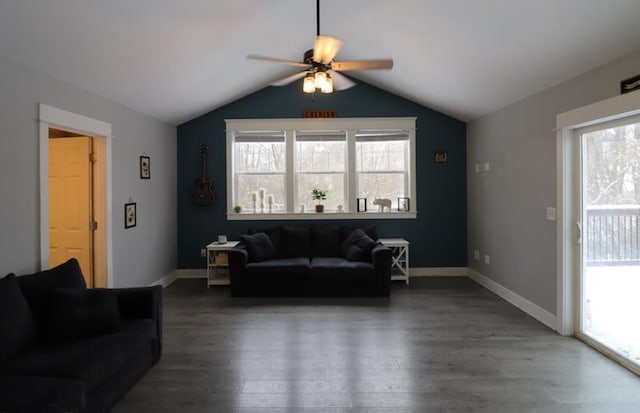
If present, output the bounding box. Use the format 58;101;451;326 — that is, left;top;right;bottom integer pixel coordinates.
227;211;417;221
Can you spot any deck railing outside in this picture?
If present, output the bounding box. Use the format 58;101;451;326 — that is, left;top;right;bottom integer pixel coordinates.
586;205;640;266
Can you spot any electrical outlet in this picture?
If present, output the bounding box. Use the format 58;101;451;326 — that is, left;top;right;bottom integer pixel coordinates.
200;248;206;257
546;207;556;221
484;254;490;265
474;250;480;260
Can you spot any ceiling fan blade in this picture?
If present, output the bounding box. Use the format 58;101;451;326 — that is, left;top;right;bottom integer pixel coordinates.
331;59;394;71
270;71;308;86
247;54;309;68
313;35;343;64
328;70;356;91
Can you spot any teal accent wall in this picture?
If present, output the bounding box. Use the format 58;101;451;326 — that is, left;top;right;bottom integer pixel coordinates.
177;78;466;269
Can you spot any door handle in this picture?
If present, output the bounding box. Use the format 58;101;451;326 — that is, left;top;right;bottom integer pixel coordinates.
576;221;582;244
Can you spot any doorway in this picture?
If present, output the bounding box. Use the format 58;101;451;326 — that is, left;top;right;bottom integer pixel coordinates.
577;117;640;368
39;103;112;288
48;130;108;287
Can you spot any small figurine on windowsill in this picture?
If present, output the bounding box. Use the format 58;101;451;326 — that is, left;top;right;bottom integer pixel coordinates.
336;204;343;213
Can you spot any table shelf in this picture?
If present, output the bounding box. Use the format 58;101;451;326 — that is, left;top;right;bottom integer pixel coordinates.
379;238;410;285
205;241;239;287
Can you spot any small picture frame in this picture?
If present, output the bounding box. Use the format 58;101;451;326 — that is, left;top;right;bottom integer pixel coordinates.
398;197;410;212
357;198;367;212
140;156;150;179
124;202;137;229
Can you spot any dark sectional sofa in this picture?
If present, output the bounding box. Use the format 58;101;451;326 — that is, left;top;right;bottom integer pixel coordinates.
228;225;392;297
0;258;162;413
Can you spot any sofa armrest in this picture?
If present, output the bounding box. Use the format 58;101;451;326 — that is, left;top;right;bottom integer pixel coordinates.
228;246;249;296
0;375;85;413
97;285;163;362
371;244;392;296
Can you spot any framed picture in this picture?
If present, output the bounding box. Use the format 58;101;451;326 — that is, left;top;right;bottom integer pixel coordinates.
124;202;137;229
398;197;410;212
357;198;367;212
140;156;150;179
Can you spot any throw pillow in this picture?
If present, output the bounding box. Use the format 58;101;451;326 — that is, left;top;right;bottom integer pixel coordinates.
248;226;282;257
341;225;378;242
0;274;39;360
46;288;122;343
339;229;379;262
16;258;87;329
240;232;277;262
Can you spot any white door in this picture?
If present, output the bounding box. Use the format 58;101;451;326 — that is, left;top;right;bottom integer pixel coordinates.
577;116;640;368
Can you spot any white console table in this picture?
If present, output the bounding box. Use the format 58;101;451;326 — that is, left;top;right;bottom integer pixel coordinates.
379;238;410;284
205;241;239;286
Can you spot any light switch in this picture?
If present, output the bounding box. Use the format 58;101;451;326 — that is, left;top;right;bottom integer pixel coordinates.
474;250;480;260
483;162;490;172
546;207;556;221
475;163;480;173
484;254;490;265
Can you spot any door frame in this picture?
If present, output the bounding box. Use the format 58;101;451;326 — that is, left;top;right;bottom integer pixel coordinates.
557;91;640;336
39;103;113;287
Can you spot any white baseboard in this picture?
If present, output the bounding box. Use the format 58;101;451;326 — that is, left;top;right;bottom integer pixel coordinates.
177;269;206;279
410;267;468;277
150;270;178;288
468;268;558;331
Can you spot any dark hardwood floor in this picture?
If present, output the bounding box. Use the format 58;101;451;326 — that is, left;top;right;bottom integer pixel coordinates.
113;277;640;412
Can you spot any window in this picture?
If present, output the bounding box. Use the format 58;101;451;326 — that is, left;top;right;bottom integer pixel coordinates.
226;118;416;220
356;130;409;209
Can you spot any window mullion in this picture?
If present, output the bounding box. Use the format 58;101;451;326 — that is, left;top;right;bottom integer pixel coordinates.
285;129;295;213
347;129;356;212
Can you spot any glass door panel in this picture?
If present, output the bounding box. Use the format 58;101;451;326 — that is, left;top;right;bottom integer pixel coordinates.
580;117;640;366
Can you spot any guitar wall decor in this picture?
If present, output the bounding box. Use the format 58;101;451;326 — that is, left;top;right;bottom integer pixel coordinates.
192;144;215;207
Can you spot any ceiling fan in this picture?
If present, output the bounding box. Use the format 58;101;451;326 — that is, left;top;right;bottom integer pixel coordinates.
247;0;393;94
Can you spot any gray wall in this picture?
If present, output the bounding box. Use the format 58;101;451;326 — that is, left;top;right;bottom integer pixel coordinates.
0;54;177;287
467;48;640;314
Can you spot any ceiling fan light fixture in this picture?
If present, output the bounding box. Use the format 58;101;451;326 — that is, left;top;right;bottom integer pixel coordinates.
320;74;333;93
303;73;316;93
314;71;329;90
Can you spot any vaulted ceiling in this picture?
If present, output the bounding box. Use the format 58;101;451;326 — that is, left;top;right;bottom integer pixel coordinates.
1;1;639;125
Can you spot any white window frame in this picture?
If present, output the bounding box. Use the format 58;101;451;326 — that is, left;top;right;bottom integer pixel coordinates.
226;117;417;220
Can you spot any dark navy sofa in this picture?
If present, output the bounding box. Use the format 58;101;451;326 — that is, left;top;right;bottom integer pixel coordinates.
0;258;162;413
228;225;391;297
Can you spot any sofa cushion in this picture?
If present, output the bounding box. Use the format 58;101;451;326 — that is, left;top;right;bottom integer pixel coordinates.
0;274;39;361
17;258;87;329
240;232;277;263
282;226;311;258
244;258;310;280
310;257;376;281
0;376;85;413
339;229;379;262
311;225;341;257
46;288;123;343
5;319;155;392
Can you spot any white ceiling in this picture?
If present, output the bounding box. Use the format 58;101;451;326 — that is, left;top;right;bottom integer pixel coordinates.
1;1;639;125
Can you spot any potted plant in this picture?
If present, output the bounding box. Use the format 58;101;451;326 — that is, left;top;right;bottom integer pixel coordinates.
311;188;327;212
233;205;242;213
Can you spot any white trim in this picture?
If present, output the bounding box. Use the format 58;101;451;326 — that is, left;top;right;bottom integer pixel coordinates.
468;269;558;331
149;270;178;288
555;91;640;336
177;269;207;279
410;267;468;277
227;211;417;220
38;103;114;287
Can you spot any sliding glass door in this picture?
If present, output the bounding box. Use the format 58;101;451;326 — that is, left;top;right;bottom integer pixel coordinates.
579;116;640;368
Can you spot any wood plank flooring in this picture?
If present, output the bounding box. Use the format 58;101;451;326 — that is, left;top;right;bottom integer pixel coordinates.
113;277;640;413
